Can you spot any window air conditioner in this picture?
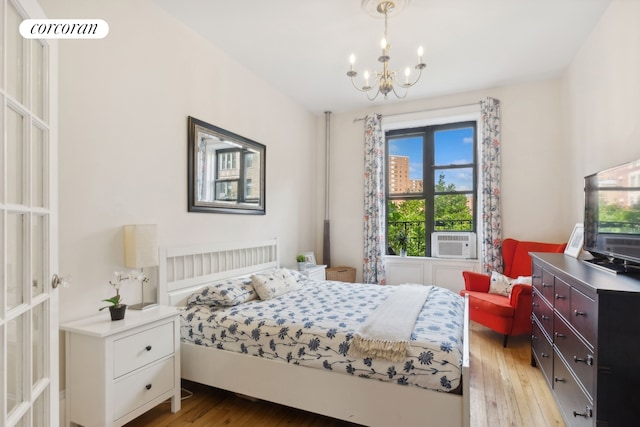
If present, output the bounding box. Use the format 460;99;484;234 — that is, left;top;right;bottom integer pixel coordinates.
431;232;477;259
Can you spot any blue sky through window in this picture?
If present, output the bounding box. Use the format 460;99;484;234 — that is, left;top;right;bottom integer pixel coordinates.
388;127;474;189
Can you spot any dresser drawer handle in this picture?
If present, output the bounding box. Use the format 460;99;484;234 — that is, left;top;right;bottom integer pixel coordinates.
542;283;552;288
145;384;152;390
541;315;550;321
555;294;566;300
574;355;594;366
145;345;152;351
541;352;550;359
554;377;566;383
531;334;538;340
532;302;539;307
574;310;586;317
554;332;565;339
573;406;593;418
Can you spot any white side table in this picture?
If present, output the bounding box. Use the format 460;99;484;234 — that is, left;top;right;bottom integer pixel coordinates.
60;306;181;427
299;264;327;280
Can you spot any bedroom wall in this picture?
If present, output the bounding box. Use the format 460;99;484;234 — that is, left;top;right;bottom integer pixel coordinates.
564;0;640;220
320;78;571;282
39;0;319;322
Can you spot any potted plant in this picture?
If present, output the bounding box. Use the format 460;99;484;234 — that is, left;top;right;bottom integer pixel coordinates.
296;254;307;271
99;271;147;320
395;231;409;257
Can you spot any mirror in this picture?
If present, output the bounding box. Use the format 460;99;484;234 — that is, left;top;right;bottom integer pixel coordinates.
188;116;266;214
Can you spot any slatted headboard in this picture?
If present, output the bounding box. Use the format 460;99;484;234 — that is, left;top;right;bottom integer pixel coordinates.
157;238;279;306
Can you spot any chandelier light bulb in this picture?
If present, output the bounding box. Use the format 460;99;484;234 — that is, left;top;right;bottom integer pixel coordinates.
405;67;410;83
349;54;356;65
380;38;387;50
418;45;424;57
364;70;370;86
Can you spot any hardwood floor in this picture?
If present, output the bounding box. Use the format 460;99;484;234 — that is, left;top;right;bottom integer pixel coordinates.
125;323;565;427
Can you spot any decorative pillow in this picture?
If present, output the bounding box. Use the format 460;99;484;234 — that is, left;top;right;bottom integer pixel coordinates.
488;272;532;297
186;276;257;308
251;268;301;300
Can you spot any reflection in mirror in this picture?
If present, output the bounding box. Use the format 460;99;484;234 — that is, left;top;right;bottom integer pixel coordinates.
188;117;265;214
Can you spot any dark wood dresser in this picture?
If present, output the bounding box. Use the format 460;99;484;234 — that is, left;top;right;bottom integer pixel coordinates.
530;253;640;427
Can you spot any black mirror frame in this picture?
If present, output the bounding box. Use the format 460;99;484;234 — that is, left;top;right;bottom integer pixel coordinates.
187;116;266;215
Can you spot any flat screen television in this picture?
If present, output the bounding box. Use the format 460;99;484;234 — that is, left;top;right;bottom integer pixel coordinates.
583;158;640;274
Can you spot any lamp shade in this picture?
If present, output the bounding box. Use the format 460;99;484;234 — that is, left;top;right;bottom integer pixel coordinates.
124;224;158;268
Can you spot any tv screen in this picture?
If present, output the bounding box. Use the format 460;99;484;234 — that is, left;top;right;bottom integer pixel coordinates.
584;159;640;272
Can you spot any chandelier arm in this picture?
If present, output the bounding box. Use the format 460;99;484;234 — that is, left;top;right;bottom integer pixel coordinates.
349;74;377;93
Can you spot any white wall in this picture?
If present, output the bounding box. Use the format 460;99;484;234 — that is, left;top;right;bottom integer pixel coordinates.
564;0;640;220
39;0;319;321
322;79;570;282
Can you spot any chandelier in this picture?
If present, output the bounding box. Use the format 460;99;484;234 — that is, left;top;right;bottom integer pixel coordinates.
347;0;425;101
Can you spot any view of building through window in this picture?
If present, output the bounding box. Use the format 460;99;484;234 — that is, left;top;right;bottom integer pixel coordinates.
386;122;477;257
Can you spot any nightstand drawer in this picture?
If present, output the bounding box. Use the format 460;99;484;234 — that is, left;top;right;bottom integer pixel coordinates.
113;321;175;378
113;357;175;421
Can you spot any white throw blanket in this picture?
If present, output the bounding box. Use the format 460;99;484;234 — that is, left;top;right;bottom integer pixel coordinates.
351;285;434;361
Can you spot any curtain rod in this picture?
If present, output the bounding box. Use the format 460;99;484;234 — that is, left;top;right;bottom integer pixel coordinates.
352;102;480;123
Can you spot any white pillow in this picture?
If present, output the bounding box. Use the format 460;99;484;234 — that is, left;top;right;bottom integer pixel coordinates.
488;272;532;297
251;268;301;300
186;276;256;307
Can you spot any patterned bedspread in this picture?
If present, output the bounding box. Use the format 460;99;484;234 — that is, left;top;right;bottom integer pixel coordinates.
181;278;465;393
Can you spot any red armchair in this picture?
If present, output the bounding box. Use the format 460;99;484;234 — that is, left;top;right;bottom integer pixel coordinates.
460;238;566;347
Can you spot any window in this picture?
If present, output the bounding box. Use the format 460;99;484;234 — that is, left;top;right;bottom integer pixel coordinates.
386;121;477;257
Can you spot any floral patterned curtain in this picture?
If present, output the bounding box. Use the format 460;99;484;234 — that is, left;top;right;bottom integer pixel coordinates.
480;97;503;273
363;113;386;284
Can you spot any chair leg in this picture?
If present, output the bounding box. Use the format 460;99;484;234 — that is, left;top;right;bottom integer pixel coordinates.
503;334;509;348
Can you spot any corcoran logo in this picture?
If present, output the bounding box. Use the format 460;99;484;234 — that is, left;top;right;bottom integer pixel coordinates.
19;19;109;39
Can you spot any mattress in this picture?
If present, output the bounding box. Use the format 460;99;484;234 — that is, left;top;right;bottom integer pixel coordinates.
181;278;465;393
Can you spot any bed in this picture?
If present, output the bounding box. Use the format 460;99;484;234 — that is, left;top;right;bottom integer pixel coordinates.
158;239;470;427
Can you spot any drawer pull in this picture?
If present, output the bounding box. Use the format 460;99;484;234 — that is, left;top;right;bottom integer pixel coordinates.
554;332;565;339
145;384;152;390
574;355;594;366
531;334;538;340
555;294;566;300
541;352;550;359
542;283;552;288
145;345;152;351
574;309;586;317
554;377;566;383
573;406;593;418
541;315;550;321
532;302;539;307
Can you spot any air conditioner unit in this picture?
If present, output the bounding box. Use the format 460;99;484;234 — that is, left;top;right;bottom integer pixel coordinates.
432;232;477;259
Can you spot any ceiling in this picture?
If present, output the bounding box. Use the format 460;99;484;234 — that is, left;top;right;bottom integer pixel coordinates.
154;0;612;116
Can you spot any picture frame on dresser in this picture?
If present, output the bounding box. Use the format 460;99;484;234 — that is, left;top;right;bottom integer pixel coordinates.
301;251;316;266
564;222;584;258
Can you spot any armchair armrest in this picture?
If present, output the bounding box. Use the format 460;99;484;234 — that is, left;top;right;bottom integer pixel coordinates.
462;271;491;292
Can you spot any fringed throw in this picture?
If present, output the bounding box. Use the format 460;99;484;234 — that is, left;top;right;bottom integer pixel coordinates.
351;285;433;361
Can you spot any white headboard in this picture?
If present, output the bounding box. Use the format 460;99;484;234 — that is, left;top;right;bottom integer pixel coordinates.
158;238;279;306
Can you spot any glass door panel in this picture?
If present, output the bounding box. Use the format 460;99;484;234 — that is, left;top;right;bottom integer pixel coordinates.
7;213;25;309
31;214;45;296
32;302;46;384
31;40;46;121
7;106;25;205
7;315;25;417
7;1;25;104
31;125;46;208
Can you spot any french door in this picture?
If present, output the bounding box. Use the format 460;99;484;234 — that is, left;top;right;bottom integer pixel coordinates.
1;0;58;426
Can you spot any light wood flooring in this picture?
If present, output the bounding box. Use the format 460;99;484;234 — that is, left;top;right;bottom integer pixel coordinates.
125;323;565;427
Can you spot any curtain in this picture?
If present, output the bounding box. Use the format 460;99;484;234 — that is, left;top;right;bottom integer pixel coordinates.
363;113;386;284
480;97;503;273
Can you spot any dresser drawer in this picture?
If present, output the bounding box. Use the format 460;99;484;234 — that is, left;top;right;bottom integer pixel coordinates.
532;290;554;338
113;357;175;421
553;355;594;427
553;277;571;319
533;267;555;302
570;288;597;347
113;321;175;378
531;319;553;386
553;315;595;399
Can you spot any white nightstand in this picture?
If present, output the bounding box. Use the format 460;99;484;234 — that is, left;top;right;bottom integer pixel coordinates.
299;264;327;280
60;306;181;427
